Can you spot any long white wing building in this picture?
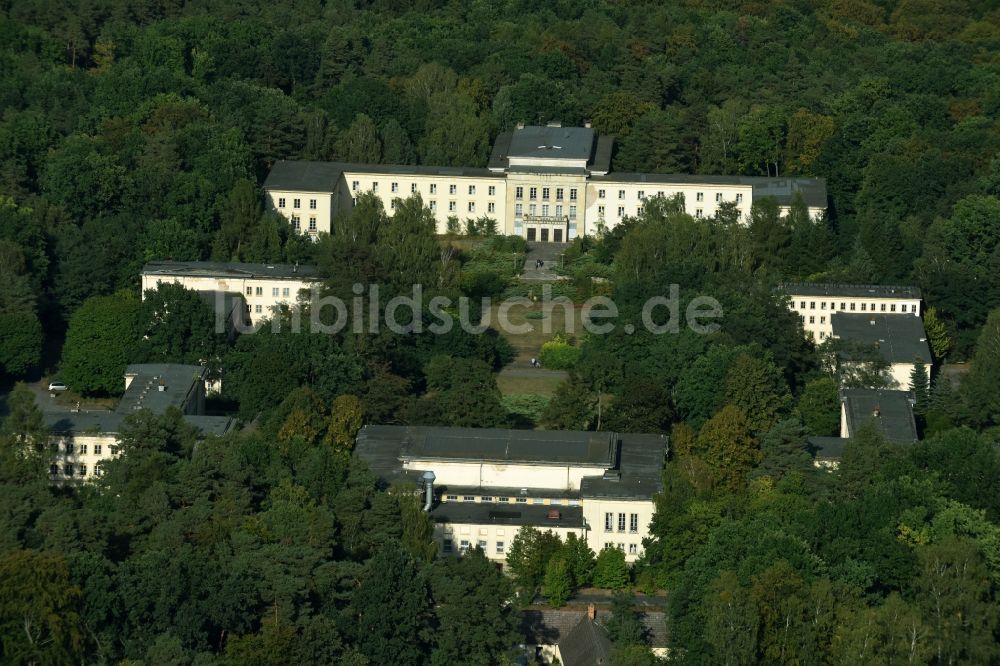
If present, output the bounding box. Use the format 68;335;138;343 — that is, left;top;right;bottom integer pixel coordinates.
264;123;827;241
354;425;667;564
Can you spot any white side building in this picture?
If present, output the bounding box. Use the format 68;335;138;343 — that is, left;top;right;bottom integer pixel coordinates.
141;261;321;325
46;364;234;483
354;425;667;565
783;283;922;342
264;124;827;242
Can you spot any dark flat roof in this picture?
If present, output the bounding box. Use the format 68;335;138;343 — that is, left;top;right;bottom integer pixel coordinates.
580;433;666;500
590;174;827;208
430;502;585;529
118;364;205;415
841;388;918;442
507;125;595;161
398;426;615;466
783;283;921;299
354;426;667;500
831;313;931;364
488;131;513;171
142;260;319;281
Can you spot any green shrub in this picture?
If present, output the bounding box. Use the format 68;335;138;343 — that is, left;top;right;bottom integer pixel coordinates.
540;338;580;369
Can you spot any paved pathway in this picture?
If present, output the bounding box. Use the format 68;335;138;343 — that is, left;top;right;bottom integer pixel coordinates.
521;242;570;281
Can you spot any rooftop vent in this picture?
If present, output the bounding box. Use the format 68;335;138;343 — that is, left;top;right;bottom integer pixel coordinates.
519;488;528;495
873;405;881;417
516;122;524;130
158;377;166;392
546;120;562;127
547;509;561;520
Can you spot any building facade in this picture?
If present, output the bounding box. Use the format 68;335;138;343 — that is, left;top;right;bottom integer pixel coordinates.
783;283;922;342
264;124;827;241
141;261;320;325
47;364;233;482
354;425;667;564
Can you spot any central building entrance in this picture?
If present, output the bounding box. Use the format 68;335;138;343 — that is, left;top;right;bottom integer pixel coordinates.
524;215;569;243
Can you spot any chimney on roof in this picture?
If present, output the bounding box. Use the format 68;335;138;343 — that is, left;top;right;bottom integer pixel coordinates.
546;120;562;128
584;120;592;129
873;405;881;418
869;317;876;325
293;262;298;273
158;377;166;392
587;604;597;620
516;122;524;130
547;509;561;520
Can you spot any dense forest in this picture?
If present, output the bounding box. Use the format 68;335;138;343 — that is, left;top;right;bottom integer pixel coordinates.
2;0;1000;664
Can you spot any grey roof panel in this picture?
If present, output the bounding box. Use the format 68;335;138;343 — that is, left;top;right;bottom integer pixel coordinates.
841;388;918;442
507;126;595;161
831;313;931;365
117;364;206;415
263;160;346;191
591;135;614;173
488;131;513;170
782;283;921;299
580;433;666;500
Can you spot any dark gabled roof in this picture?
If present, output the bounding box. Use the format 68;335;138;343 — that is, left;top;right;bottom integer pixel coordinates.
558;616;613;665
591;135;614;174
142;260;320;281
831;313;931;365
429;502;585;529
520;608;668;649
782;283;921;299
265;160;501;192
590;174;827;208
488;131;513;170
508;125;595;161
45;411;233;437
263;160;346;192
807;436;849;460
580;433;667;500
840;388;918;442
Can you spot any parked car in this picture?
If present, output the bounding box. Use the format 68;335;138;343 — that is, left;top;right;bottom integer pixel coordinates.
48;381;68;392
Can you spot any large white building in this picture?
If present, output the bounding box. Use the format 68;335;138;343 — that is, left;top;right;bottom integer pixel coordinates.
783;283;922;341
354;425;667;564
264;124;827;241
141;261;320;325
46;364;233;482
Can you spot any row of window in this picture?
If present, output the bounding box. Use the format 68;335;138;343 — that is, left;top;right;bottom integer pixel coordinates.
514;187;579;201
442;539;505;555
423;201;496;214
353;181;497;197
596;189;743;204
50;463;102;477
288;216;318;232
444;494;542;505
57;443;116;455
245;286;292;298
443;538;639;556
277;198;317;210
798;300;912;313
514;204;577;219
605;512;640;533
